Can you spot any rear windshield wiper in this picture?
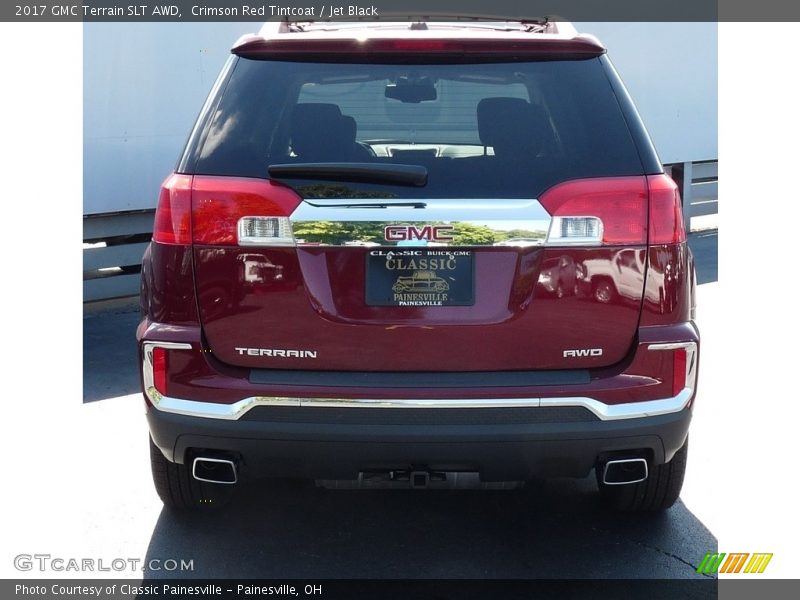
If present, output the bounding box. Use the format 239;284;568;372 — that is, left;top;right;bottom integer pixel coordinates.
267;163;427;187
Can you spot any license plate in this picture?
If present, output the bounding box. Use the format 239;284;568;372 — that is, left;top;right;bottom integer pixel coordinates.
365;249;474;307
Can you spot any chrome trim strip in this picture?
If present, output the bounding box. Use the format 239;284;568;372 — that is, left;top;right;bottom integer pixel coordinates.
289;198;551;247
647;342;697;351
292;198;551;221
147;390;694;421
142;341;696;422
539;388;693;421
150;395;544;420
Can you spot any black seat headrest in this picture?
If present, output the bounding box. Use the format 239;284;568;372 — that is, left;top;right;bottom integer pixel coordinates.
291;103;356;161
477;97;549;159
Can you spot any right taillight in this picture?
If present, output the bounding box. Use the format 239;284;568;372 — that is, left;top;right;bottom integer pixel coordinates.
647;173;687;244
540;176;648;246
539;174;686;246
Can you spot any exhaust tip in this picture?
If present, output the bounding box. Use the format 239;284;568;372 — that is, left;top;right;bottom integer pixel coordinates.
192;457;238;485
602;458;648;485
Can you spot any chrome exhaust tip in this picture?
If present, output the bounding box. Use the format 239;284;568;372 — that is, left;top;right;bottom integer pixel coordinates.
602;458;648;485
192;457;238;485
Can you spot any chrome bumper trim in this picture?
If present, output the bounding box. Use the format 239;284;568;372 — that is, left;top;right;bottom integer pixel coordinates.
146;388;694;422
539;388;693;420
142;342;696;422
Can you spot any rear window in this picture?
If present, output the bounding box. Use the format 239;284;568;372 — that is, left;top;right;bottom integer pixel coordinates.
188;57;643;198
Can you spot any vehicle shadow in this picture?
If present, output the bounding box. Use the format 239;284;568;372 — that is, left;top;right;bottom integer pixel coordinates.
143;476;716;579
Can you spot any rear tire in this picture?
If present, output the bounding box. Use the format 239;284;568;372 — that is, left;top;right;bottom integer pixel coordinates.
593;279;617;304
597;439;688;511
149;437;233;510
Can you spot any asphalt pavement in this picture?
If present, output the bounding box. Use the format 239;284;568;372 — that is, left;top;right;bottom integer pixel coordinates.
689;229;718;285
78;230;719;579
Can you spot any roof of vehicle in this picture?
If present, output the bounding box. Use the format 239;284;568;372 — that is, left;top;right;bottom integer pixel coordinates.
231;16;605;58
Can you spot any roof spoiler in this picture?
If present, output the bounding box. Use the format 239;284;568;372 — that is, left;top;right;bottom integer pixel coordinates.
249;14;580;38
232;37;605;61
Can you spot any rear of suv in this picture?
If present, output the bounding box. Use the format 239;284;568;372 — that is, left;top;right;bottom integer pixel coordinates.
139;18;698;511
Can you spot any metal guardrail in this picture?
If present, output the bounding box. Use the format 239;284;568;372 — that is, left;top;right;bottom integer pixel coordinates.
82;160;718;302
665;160;718;233
83;210;154;302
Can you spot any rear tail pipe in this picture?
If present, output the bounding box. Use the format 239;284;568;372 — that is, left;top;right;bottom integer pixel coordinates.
192;456;238;485
601;458;648;485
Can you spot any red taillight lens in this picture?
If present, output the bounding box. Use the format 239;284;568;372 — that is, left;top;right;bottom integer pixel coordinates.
672;348;688;396
191;176;304;246
647;174;687;244
153;174;193;244
152;347;167;395
539;177;648;245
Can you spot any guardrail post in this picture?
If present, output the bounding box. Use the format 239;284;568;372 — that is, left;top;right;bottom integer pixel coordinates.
681;161;693;233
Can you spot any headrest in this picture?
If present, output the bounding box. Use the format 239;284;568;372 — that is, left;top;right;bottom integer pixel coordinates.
291;104;356;160
476;97;549;159
340;115;357;140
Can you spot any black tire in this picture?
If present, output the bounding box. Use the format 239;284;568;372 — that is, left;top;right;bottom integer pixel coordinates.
149;437;233;510
597;439;688;511
593;278;617;304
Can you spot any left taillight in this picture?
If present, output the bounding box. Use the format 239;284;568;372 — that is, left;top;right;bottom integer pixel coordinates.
152;174;193;244
192;176;303;246
152;174;304;247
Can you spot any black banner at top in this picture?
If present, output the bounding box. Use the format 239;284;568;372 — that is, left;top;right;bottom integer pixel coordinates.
3;0;799;22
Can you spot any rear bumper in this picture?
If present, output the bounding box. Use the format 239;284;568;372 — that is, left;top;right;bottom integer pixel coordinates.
147;405;692;481
140;320;698;481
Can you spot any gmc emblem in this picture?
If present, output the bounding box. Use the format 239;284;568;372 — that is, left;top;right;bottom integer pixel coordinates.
384;225;454;242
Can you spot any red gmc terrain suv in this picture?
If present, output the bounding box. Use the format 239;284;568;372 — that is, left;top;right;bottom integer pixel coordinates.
139;18;699;511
